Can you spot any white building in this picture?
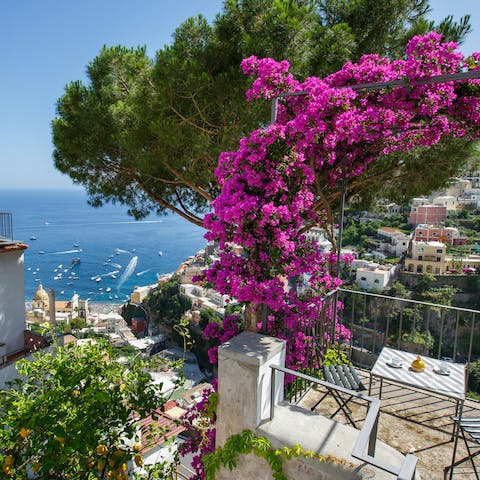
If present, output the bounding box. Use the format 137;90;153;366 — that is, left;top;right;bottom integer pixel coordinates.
304;227;332;252
0;223;28;360
377;227;411;257
458;188;480;208
432;195;457;211
355;262;397;291
445;178;472;197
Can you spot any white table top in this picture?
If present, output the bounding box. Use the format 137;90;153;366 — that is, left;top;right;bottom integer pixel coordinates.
371;347;466;401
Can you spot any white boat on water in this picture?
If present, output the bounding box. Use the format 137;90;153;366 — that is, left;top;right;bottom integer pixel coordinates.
95;277;101;282
30;236;37;240
106;287;112;292
158;251;163;256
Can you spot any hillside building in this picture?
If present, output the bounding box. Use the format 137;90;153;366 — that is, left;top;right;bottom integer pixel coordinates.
414;224;467;246
0;213;28;361
408;204;447;225
377;227;411;257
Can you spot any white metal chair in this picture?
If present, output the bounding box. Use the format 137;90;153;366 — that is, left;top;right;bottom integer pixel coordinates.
445;416;480;479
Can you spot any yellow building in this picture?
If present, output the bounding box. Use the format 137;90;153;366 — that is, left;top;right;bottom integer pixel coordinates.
405;241;447;275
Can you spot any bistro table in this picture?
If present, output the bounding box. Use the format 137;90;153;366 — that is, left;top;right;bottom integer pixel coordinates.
369;346;466;479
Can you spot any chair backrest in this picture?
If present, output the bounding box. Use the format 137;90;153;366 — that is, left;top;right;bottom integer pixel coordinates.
323;364;366;391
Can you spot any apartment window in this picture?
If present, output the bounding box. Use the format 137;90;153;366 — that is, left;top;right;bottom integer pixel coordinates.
361;277;366;281
435;268;441;274
436;249;443;253
374;279;379;283
419;247;424;252
418;255;423;260
436;257;441;262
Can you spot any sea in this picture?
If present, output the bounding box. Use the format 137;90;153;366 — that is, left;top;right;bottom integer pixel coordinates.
1;189;207;304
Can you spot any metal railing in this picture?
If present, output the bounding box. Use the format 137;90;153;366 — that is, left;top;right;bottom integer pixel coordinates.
0;212;13;241
337;288;480;368
270;365;417;480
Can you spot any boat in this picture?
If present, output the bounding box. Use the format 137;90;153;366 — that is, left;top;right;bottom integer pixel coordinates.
110;274;117;279
30;236;37;240
70;258;81;267
67;282;73;286
60;290;65;295
158;251;163;256
38;251;45;254
106;287;112;293
73;243;80;247
95;277;101;282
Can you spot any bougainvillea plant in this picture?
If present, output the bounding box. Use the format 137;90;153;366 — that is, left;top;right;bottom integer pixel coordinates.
186;33;480;478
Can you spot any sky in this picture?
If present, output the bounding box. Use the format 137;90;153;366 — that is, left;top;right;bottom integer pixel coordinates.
1;0;479;191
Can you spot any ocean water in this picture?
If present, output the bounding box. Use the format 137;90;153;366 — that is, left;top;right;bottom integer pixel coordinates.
0;189;206;303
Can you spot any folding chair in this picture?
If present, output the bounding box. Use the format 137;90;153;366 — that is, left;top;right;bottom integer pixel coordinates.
445;416;480;479
310;364;366;428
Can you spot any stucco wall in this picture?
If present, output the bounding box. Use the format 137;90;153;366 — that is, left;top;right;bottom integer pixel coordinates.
0;249;26;355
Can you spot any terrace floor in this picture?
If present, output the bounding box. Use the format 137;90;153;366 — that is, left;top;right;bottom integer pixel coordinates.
298;368;480;479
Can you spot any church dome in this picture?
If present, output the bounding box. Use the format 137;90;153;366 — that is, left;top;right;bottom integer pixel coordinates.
33;284;49;302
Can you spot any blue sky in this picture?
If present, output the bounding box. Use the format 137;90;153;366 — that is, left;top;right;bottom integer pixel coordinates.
1;0;479;190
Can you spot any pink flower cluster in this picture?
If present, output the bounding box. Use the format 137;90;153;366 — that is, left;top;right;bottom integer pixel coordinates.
203;315;241;364
205;33;480;346
180;381;218;480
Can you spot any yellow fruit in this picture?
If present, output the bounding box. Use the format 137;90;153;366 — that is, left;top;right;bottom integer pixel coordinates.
96;444;108;456
31;460;41;473
119;383;126;392
3;465;11;475
5;456;14;467
20;427;30;439
134;454;142;467
71;389;80;397
133;443;141;452
87;457;95;469
120;463;127;472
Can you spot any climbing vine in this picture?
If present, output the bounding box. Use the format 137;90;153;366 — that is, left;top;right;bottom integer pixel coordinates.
202;429;354;480
186;32;480;480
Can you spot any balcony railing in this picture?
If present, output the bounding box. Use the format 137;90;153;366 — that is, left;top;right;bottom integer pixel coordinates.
282;287;480;402
337;288;480;377
270;365;418;480
0;212;13;241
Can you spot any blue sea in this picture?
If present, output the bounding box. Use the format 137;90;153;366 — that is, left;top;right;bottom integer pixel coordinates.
1;189;206;303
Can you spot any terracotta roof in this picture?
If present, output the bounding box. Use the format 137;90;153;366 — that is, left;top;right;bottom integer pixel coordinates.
137;403;186;452
378;227;403;234
0;242;28;254
55;301;72;309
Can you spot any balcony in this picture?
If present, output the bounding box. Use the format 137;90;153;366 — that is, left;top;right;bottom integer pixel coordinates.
217;290;480;479
0;212;13;242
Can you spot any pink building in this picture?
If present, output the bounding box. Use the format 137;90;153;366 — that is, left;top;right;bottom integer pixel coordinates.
414;225;467;246
408;205;447;225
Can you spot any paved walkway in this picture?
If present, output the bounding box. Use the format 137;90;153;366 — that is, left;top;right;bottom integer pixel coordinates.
298;368;480;479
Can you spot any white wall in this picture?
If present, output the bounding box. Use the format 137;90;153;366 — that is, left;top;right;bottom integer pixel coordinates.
0;249;26;355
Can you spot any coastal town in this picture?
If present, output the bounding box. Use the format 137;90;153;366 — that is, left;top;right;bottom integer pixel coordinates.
2;170;480;477
4;1;480;478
